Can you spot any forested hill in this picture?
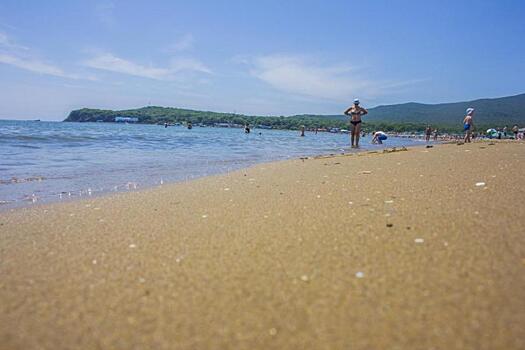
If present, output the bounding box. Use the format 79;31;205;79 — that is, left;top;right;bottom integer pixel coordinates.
64;93;525;132
295;93;525;125
364;93;525;125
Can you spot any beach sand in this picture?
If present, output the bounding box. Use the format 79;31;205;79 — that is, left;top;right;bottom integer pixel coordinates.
1;141;524;349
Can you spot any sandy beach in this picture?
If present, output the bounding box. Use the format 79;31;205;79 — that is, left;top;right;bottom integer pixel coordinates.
1;141;524;349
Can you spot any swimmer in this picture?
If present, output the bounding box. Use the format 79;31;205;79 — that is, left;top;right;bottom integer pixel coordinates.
244;123;251;134
463;108;474;143
344;99;368;148
372;131;388;144
300;125;306;137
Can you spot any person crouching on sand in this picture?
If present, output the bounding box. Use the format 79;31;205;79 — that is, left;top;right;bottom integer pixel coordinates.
463;108;475;143
344;99;368;148
372;131;387;144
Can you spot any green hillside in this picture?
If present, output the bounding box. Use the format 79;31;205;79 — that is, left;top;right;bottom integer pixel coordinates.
64;93;525;132
365;93;525;125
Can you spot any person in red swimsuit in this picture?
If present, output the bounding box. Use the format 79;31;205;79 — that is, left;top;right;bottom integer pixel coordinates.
344;99;368;148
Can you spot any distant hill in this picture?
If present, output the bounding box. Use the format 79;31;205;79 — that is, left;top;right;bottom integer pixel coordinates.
293;93;525;126
64;93;525;132
364;93;525;125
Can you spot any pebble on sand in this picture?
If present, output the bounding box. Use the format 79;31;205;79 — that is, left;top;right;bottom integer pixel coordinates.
475;182;486;187
300;275;309;282
129;244;137;248
361;171;372;174
414;238;424;244
269;328;278;336
355;271;365;278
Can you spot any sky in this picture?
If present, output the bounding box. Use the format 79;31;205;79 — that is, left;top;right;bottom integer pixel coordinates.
0;0;524;120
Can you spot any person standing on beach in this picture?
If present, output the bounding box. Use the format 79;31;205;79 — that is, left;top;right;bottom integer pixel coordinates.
425;125;432;142
512;124;519;139
433;128;439;141
463;108;475;143
344;99;368;148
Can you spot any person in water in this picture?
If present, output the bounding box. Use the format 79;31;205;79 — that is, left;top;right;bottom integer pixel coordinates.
512;124;519;139
344;99;368;148
372;131;387;144
244;123;251;133
300;125;306;137
463;108;475;143
425;125;432;142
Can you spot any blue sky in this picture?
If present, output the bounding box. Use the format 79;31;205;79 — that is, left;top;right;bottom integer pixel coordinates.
1;0;524;120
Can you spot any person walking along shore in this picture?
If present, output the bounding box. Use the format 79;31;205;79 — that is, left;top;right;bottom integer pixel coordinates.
463;108;475;143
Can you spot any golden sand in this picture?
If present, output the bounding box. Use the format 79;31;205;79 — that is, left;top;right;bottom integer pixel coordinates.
1;142;524;349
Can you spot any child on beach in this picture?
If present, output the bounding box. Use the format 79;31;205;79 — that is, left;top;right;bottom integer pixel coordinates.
463;108;475;143
344;99;368;148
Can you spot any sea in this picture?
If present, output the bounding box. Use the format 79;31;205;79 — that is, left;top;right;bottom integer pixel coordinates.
0;120;424;209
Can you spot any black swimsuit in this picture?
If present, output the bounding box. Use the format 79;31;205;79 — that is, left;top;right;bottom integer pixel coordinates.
350;120;362;126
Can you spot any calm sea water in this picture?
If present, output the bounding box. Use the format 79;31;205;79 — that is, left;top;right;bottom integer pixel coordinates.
0;120;422;209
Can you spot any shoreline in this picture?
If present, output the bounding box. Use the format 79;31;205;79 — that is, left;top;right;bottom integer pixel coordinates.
1;141;524;349
0;137;428;212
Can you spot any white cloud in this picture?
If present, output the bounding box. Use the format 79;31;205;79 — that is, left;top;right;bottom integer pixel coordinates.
167;33;194;52
0;32;9;45
0;32;92;80
0;31;28;50
0;53;68;77
170;57;211;74
247;55;369;102
83;53;211;80
243;54;420;103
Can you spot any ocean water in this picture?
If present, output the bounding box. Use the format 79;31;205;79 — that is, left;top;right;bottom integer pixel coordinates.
0;120;422;209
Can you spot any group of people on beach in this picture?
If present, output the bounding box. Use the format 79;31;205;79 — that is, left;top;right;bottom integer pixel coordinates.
340;99;521;147
343;99;389;147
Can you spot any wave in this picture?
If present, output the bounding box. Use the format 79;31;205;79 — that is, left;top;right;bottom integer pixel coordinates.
0;176;45;185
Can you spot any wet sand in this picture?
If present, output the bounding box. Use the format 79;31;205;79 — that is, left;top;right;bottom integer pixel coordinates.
1;141;524;349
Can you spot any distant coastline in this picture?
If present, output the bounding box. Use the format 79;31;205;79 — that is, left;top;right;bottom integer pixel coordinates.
64;93;525;133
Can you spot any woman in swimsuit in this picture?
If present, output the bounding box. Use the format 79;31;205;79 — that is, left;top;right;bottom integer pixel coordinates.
344;99;368;148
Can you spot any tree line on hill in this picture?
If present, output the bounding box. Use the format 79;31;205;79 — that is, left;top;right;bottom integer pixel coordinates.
65;92;525;133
